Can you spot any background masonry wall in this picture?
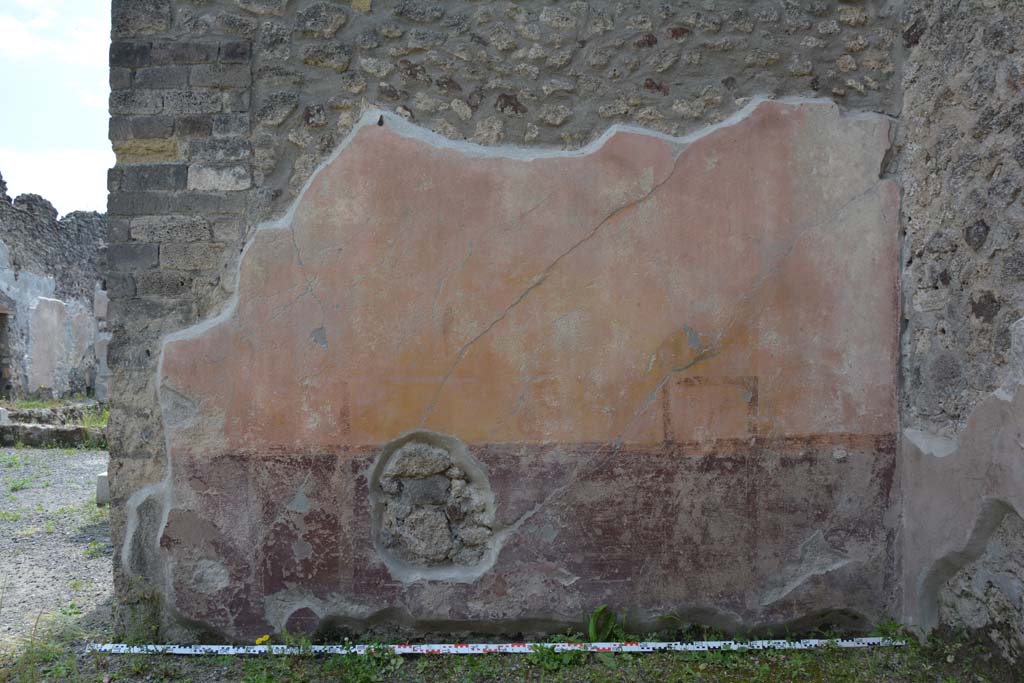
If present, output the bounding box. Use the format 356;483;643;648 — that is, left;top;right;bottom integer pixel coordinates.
105;0;1023;649
0;172;108;399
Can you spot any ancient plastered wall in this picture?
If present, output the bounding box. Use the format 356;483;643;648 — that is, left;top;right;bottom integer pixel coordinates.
106;0;907;640
899;0;1024;659
146;99;902;640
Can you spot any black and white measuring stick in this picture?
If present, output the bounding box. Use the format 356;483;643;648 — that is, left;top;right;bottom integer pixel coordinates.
86;637;904;656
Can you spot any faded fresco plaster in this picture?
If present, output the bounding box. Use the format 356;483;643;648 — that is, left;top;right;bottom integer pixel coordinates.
133;98;900;639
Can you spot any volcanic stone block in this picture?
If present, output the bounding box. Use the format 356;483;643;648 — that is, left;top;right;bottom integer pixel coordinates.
142;98;900;639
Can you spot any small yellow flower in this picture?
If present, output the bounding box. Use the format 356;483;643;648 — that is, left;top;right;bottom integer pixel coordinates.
255;635;270;646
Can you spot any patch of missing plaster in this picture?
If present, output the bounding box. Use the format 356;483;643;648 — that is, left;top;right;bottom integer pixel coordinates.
160;385;199;430
288;478;312;514
190;559;231;595
292;538;314;562
684;324;702;350
938;511;1024;664
124;489;166;579
904;428;958;459
639;166;655;194
762;530;852;606
918;499;1018;632
370;431;497;582
310;326;327;348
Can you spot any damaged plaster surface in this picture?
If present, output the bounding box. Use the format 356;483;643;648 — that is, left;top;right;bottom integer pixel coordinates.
902;319;1024;662
939;512;1024;665
130;98;901;640
372;433;498;579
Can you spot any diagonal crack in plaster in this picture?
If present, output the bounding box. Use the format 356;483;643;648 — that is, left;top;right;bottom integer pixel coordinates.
430;189;559;329
288;221;330;342
418;157;686;428
490;178;890;547
616;179;887;443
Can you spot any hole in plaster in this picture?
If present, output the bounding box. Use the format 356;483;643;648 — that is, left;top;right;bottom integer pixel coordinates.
369;431;497;581
918;498;1018;632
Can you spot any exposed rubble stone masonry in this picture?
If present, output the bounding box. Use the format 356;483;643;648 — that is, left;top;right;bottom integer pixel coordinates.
0;172;109;400
373;435;498;578
899;0;1024;664
105;0;1022;654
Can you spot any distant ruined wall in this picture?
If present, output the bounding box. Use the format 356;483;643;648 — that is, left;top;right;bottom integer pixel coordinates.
0;172;108;399
100;0;1021;650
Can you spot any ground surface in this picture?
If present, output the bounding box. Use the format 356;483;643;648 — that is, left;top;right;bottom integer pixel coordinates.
0;447;1019;682
0;448;112;646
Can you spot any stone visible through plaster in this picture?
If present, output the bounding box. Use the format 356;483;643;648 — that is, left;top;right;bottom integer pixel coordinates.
371;432;497;579
939;511;1024;664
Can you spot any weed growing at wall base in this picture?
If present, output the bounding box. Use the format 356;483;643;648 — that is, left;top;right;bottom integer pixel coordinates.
79;407;108;430
240;634;404;683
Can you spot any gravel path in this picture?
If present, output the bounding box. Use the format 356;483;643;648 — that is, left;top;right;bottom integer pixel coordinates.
0;448;112;647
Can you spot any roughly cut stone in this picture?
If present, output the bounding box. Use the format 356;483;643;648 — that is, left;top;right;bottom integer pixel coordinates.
399;475;450;505
358;57;393;78
398;507;452;561
384;442;451;478
296;2;348;38
256;93;299;127
394;1;444;23
452;545;485;565
302;44;352;73
457;525;491;546
235;0;289;15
